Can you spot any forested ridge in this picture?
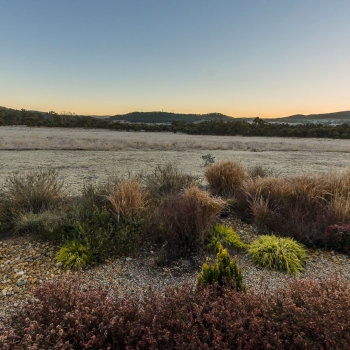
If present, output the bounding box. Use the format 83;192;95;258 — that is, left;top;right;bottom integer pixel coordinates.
1;106;350;139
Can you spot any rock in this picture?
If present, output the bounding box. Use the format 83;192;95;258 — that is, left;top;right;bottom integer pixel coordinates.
16;280;26;287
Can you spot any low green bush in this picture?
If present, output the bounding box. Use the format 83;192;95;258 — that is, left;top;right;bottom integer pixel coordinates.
206;224;247;252
197;245;244;290
13;210;60;238
56;239;93;269
248;235;308;274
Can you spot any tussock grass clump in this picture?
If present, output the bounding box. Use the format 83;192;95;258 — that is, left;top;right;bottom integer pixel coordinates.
205;160;246;196
248;235;308;274
145;163;199;201
107;178;147;218
242;171;350;251
207;224;247;252
158;187;225;258
4;168;64;215
13;210;60;237
198;245;244;290
56;239;93;269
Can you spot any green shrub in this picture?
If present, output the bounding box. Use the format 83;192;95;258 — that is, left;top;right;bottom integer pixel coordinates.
197;245;243;290
145;164;199;201
56;239;93;269
205;161;246;196
13;210;60;237
4;168;64;215
207;224;247;252
248;235;308;274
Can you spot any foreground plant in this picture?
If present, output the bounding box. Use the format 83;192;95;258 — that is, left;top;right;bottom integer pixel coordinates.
248;235;308;274
3;275;348;349
56;239;93;269
198;245;244;290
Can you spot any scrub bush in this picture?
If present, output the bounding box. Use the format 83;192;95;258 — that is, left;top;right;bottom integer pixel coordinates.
157;187;225;258
145;163;199;201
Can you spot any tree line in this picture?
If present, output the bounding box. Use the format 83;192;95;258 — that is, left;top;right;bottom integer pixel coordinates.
1;106;350;139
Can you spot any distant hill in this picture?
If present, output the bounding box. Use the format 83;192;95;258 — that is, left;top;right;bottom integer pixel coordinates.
279;111;350;121
109;111;234;123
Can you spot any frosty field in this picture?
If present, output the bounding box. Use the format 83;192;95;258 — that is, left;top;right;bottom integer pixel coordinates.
1;126;350;193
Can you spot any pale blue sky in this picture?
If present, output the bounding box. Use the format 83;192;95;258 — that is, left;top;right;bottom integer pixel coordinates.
1;1;349;117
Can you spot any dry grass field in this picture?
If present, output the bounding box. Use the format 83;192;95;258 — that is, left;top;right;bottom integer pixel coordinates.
1;126;350;193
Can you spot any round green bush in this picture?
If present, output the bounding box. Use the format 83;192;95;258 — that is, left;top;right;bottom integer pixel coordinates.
56;239;93;270
248;235;307;274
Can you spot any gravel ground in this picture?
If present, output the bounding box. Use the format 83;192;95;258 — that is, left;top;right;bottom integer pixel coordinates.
1;217;350;326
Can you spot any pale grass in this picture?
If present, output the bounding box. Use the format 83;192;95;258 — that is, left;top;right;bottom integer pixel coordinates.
107;179;146;218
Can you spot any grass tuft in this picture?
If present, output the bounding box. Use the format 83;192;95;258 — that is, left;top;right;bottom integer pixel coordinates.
248;235;308;274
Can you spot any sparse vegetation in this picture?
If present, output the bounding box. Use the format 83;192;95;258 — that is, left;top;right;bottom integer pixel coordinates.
144;163;199;201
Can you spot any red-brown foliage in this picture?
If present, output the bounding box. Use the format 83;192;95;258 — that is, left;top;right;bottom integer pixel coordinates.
1;276;349;349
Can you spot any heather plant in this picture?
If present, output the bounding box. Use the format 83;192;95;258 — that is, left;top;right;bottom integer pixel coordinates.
205;160;246;196
56;239;93;269
144;163;199;201
206;223;247;252
248;235;308;274
197;245;244;290
2;275;348;348
157;186;225;259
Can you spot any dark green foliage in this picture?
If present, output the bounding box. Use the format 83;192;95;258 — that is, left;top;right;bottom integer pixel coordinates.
198;245;244;290
2;105;350;139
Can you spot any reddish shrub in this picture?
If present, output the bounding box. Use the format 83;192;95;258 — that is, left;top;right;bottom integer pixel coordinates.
1;276;349;349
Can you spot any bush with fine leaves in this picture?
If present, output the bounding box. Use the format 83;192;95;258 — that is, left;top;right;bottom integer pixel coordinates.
1;276;349;349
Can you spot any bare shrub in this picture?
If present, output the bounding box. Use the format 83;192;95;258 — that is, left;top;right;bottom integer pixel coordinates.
157;186;225;258
248;165;277;179
205;160;246;196
144;163;199;201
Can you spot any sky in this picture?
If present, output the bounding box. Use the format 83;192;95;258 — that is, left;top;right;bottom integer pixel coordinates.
1;1;349;118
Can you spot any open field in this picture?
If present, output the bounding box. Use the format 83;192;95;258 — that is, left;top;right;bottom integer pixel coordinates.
1;126;350;193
